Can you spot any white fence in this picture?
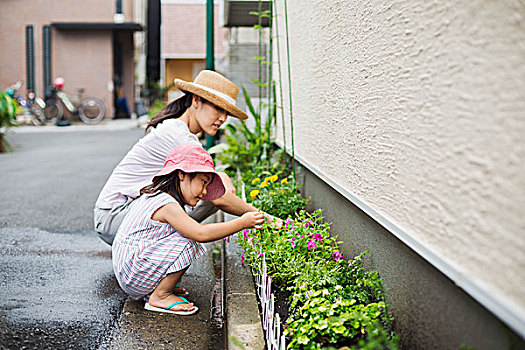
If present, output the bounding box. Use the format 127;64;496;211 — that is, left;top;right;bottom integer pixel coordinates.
254;257;286;350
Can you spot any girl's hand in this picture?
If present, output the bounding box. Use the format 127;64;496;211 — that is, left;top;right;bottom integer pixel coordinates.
241;211;265;229
262;212;283;229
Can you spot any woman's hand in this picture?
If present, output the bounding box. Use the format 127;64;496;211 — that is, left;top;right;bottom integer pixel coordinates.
241;211;265;229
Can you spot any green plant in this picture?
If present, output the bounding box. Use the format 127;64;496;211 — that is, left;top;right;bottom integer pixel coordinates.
148;98;166;119
144;79;175;104
211;86;281;189
247;174;309;219
234;207;397;349
286;294;388;349
0;90;17;152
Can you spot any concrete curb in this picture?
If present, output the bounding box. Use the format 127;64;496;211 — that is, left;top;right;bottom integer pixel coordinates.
223;223;265;350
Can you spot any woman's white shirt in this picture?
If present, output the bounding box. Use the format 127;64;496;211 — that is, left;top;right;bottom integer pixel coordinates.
95;119;201;209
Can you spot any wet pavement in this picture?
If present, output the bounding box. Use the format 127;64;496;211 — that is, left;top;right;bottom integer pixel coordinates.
108;240;224;350
0;122;231;349
0;124;141;349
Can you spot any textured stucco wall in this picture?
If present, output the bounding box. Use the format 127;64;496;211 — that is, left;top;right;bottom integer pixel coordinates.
274;0;525;323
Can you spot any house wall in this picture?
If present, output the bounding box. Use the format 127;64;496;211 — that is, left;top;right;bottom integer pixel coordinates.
161;1;227;58
0;0;113;96
0;0;136;118
299;165;525;349
52;30;113;118
273;0;525;346
161;1;228;99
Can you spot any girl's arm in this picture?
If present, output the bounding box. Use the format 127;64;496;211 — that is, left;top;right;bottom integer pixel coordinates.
153;202;264;243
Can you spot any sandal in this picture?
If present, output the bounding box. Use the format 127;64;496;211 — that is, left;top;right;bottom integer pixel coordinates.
144;296;198;315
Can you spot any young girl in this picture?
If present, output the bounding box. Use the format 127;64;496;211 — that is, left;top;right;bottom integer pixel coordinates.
112;143;264;315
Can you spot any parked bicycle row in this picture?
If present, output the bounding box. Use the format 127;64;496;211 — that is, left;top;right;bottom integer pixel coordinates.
5;77;105;126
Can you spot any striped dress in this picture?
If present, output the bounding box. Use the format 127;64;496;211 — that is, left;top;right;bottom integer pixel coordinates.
112;192;206;299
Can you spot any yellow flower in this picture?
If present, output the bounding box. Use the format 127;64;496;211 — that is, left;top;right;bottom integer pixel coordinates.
252;177;260;184
269;191;274;195
260;182;268;189
281;189;285;193
281;178;288;184
264;176;271;183
269;175;278;182
250;190;260;198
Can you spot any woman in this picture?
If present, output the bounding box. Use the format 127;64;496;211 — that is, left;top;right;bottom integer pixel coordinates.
94;70;278;246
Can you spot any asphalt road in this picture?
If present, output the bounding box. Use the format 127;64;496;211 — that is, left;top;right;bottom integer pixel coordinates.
0;124;144;349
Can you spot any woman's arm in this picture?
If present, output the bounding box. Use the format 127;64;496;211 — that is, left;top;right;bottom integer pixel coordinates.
153;202;264;243
217;172;236;195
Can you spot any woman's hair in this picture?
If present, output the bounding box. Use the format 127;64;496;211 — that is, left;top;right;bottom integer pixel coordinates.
140;170;197;207
146;93;194;131
146;93;218;132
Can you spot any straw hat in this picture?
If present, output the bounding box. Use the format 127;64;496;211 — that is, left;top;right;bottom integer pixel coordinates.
174;70;248;120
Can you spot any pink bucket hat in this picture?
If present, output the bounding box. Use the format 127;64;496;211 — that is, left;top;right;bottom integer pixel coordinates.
154;144;226;201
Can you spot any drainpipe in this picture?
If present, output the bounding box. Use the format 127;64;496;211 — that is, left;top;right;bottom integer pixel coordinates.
42;25;51;98
114;0;125;23
25;25;35;94
205;0;215;149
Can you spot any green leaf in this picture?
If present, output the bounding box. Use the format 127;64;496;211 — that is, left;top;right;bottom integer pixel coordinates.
207;143;229;155
298;335;309;345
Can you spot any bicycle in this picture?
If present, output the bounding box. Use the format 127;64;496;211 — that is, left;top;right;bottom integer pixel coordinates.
6;81;46;126
44;77;106;124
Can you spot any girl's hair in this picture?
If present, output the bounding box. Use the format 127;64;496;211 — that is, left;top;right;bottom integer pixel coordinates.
140;170;197;207
146;93;194;131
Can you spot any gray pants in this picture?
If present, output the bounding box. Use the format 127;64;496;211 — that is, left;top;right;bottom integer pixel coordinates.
94;198;219;246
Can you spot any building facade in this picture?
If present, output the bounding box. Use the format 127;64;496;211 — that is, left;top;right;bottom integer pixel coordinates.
0;0;144;119
271;0;525;348
160;0;228;101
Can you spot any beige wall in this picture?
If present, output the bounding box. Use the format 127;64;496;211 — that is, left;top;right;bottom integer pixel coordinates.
161;3;228;57
53;30;113;118
274;0;525;328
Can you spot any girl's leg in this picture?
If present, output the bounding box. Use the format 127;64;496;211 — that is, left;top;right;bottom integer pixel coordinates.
148;267;195;311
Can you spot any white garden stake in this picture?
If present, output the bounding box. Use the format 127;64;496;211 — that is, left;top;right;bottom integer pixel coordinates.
254;257;286;350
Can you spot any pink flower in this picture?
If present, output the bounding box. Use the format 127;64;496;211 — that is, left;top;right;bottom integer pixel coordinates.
224;236;230;243
303;219;313;229
248;237;253;245
289;237;296;248
306;290;314;297
241;253;245;264
312;232;323;241
258;252;266;258
242;229;249;239
307;239;317;250
332;251;343;262
285;218;295;229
